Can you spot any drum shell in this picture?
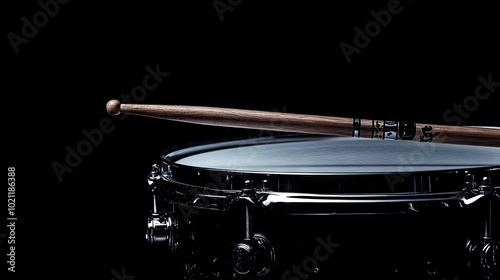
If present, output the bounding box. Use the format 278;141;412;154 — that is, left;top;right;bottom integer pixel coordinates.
152;195;497;280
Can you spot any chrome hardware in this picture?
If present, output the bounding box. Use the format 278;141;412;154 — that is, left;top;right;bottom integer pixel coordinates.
232;233;275;277
479;176;494;195
464;176;499;279
145;193;178;252
232;198;275;277
146;211;178;253
147;163;161;186
480;242;498;271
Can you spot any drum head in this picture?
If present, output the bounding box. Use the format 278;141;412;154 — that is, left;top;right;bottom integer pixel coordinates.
166;135;500;175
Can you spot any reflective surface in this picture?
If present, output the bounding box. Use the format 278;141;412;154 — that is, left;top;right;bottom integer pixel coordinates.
172;136;500;174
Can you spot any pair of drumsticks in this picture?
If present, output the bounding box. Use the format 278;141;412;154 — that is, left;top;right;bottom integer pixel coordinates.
106;99;500;148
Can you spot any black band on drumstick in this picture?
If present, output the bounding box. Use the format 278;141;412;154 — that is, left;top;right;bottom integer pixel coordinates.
397;122;417;140
353;118;361;137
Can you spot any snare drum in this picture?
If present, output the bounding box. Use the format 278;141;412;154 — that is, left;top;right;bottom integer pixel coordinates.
145;135;500;280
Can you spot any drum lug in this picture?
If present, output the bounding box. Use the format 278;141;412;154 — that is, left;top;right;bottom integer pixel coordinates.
464;176;500;279
463;174;478;194
232;191;276;277
232;233;276;277
237;180;271;202
233;180;258;205
147;163;162;187
479;177;499;277
145;194;179;253
479;177;494;196
145;210;179;252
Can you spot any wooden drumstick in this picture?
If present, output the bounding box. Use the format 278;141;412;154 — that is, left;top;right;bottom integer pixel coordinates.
106;99;500;148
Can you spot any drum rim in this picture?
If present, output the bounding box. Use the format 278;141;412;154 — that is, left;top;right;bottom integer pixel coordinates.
151;135;499;214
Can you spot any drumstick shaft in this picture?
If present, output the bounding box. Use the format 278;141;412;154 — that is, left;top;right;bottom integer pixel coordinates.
106;100;500;147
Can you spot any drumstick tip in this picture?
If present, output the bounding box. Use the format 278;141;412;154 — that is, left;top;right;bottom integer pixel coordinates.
106;99;121;116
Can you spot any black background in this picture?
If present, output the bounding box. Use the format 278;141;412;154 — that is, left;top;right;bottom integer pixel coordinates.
4;0;499;279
